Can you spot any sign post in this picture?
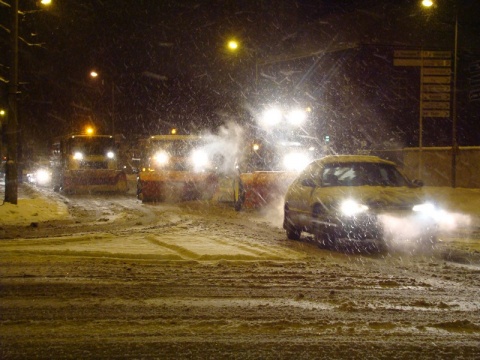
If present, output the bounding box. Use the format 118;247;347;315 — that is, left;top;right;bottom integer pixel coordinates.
394;49;452;182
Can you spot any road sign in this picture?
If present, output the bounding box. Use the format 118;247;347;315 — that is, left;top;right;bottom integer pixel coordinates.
422;110;450;118
422;101;450;109
420;51;451;58
423;68;451;76
422;93;450;101
422;76;451;84
423;59;451;67
394;59;451;67
423;84;451;92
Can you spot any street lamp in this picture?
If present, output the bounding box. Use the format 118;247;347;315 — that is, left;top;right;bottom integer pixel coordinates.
421;0;458;187
89;70;115;135
227;40;239;51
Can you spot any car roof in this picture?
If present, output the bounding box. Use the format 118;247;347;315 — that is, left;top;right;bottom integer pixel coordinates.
313;155;396;166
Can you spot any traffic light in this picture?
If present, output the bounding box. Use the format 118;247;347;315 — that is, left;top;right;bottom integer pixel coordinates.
324;135;330;143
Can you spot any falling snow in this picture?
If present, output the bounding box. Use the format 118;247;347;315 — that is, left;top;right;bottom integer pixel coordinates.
1;178;479;359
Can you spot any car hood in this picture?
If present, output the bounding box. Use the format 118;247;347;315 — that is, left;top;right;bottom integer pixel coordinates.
314;186;425;211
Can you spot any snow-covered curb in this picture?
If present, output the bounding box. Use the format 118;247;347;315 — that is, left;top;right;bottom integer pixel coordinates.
0;185;70;226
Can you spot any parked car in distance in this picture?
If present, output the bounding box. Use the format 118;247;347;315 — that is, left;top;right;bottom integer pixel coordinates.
283;155;440;251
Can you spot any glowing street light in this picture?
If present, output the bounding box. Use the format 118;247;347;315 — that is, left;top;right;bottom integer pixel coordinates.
421;0;433;7
227;40;239;51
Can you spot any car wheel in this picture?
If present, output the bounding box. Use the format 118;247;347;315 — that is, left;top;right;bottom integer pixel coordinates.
312;204;335;248
283;204;301;240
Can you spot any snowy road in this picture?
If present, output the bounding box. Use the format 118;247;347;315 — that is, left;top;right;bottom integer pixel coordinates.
1;187;480;359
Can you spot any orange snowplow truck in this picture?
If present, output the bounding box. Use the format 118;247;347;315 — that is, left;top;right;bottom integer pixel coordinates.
233;140;317;210
136;134;219;203
232;105;320;211
51;134;128;194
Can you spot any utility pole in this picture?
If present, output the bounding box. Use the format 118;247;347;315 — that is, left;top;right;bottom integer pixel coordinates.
5;0;19;204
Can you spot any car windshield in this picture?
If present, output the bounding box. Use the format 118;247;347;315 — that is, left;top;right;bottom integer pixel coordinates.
321;162;410;187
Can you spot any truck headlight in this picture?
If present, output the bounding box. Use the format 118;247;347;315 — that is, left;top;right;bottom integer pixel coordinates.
283;152;310;172
35;169;51;185
286;109;306;126
340;199;369;217
153;151;169;166
73;152;84;160
191;149;209;170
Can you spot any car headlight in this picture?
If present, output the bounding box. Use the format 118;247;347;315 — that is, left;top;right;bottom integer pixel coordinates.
191;149;209;170
340;199;369;217
412;202;437;215
73;152;84;160
106;151;115;159
283;152;310;172
153;151;170;166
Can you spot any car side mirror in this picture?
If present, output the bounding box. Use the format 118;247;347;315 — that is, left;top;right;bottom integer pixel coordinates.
301;178;316;187
412;179;424;187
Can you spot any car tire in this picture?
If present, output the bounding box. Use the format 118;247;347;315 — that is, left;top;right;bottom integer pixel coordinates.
312;204;335;248
283;204;301;240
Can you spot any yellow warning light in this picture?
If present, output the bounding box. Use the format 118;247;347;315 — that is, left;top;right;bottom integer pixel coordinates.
85;126;95;135
171;128;177;135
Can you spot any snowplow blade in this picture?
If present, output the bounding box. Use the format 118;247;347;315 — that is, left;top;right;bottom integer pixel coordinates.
239;171;297;209
63;170;128;194
138;171;218;202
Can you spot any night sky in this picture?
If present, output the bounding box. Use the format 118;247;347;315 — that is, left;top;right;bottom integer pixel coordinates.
1;0;479;154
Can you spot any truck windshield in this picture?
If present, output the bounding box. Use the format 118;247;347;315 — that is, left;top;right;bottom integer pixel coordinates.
149;139;200;157
68;137;115;155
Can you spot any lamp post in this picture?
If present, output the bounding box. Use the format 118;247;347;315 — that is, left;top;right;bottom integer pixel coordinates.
451;10;458;188
89;70;115;135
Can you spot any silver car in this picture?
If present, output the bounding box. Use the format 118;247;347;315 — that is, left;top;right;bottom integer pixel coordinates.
283;155;439;250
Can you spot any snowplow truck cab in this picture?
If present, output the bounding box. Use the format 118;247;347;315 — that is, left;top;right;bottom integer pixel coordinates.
136;134;218;202
51;135;128;194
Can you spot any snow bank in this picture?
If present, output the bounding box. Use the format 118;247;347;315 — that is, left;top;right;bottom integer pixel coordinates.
0;185;70;226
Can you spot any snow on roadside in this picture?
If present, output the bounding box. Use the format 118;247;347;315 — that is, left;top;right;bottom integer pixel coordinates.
0;184;70;226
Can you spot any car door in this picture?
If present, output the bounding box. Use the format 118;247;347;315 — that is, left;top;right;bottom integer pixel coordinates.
286;163;322;226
